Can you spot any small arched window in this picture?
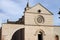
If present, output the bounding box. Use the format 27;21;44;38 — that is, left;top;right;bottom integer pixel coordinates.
55;35;59;40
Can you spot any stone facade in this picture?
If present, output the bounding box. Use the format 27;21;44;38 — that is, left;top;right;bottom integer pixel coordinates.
1;3;60;40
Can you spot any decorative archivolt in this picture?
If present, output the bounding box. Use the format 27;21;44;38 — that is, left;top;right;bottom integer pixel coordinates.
34;29;46;36
11;28;24;40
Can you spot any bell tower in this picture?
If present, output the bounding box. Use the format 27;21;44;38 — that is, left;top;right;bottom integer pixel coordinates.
24;0;30;11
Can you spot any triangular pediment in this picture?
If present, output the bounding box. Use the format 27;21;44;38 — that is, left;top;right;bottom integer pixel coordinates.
26;3;53;15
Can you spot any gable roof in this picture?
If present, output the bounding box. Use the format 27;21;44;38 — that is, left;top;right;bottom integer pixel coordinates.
28;3;53;15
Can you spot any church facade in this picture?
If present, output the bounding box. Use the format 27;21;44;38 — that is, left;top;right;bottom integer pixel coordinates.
1;3;60;40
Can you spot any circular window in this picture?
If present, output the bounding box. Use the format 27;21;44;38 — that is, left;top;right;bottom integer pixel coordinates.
37;17;42;23
37;15;44;23
34;15;45;25
38;10;41;13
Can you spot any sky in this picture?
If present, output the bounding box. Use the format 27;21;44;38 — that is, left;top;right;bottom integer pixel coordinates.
0;0;60;27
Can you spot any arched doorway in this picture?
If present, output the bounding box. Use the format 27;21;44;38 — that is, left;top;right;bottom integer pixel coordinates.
35;29;45;40
55;35;59;40
38;32;43;40
11;28;24;40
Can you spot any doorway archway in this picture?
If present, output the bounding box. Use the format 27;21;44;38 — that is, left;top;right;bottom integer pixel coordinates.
35;29;45;40
38;32;43;40
11;28;24;40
